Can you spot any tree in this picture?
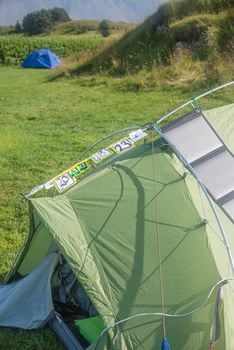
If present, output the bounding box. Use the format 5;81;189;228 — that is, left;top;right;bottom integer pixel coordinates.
99;20;112;37
49;7;70;23
22;8;70;36
15;21;22;33
22;10;52;35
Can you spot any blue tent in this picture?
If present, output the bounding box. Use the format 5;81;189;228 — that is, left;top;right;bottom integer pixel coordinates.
22;49;60;69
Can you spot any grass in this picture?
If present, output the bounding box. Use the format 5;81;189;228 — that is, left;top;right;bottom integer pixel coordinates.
69;5;233;76
52;19;136;36
0;63;233;349
0;1;233;348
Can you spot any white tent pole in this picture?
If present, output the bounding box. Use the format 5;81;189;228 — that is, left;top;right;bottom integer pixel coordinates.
154;126;234;276
156;81;234;125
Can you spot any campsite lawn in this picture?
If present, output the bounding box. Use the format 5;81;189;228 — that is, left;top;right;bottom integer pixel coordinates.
0;66;233;349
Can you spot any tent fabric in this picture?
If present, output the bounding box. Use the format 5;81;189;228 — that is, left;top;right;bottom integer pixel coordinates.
22;49;60;69
203;103;234;154
4;103;234;349
0;253;58;329
27;146;225;349
74;316;105;344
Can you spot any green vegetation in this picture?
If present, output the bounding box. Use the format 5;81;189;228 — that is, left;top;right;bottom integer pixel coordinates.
99;20;112;37
0;35;104;65
0;25;14;35
157;0;233;21
52;19;135;36
0;0;233;348
22;7;70;35
72;1;233;88
0;63;233;349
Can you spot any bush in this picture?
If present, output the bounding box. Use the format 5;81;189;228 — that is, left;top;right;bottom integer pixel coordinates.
22;8;70;35
99;20;112;37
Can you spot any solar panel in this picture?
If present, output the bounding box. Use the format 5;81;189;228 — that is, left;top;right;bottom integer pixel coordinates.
162;110;234;222
162;112;222;163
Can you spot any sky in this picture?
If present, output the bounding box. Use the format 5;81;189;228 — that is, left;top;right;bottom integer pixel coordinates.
0;0;162;25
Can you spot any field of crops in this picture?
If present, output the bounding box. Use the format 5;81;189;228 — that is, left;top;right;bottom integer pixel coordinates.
0;35;104;65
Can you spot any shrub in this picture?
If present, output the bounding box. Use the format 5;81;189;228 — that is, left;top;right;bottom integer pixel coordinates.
99;20;112;37
22;8;70;35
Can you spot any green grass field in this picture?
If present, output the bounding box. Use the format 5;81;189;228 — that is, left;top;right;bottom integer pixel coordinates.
0;65;233;349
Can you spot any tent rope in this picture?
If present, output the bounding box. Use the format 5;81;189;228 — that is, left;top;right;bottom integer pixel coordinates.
151;140;167;338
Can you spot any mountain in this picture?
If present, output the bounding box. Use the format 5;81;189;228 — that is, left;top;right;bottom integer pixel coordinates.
0;0;164;25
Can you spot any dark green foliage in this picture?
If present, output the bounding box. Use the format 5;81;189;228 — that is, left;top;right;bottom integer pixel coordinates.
22;7;70;35
22;9;52;35
50;7;70;24
15;21;22;34
99;20;112;37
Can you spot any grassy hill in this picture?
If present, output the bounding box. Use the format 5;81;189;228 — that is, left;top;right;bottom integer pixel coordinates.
52;19;136;35
70;0;233;89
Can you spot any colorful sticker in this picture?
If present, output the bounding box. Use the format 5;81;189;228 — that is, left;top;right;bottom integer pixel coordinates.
129;129;147;143
111;139;134;154
78;161;88;171
53;173;76;193
66;160;89;177
91;149;113;163
68;164;81;177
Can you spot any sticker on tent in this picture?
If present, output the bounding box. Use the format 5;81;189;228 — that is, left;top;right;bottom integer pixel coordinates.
66;161;89;178
53;173;76;193
129;129;147;143
77;161;88;172
68;164;81;177
44;180;54;190
90;149;113;163
111;139;134;154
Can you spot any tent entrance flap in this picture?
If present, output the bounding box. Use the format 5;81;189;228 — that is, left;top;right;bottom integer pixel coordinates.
0;253;58;329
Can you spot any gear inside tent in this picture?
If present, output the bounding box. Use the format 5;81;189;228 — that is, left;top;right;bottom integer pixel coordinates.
0;83;234;350
22;49;60;69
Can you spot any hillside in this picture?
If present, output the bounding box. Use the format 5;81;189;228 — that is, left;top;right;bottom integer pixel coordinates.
71;0;234;88
52;19;136;35
0;0;162;25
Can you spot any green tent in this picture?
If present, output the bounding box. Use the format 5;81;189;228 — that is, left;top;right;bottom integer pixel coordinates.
1;99;234;350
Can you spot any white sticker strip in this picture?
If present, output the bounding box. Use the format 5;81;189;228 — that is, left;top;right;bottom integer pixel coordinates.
44;180;54;190
129;129;147;143
111;139;134;154
91;148;113;163
29;184;44;197
53;173;77;193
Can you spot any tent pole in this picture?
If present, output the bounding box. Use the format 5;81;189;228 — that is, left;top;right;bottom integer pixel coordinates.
156;81;234;125
154;126;234;276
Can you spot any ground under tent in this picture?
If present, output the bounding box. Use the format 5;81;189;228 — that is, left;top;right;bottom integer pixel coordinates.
0;86;234;350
